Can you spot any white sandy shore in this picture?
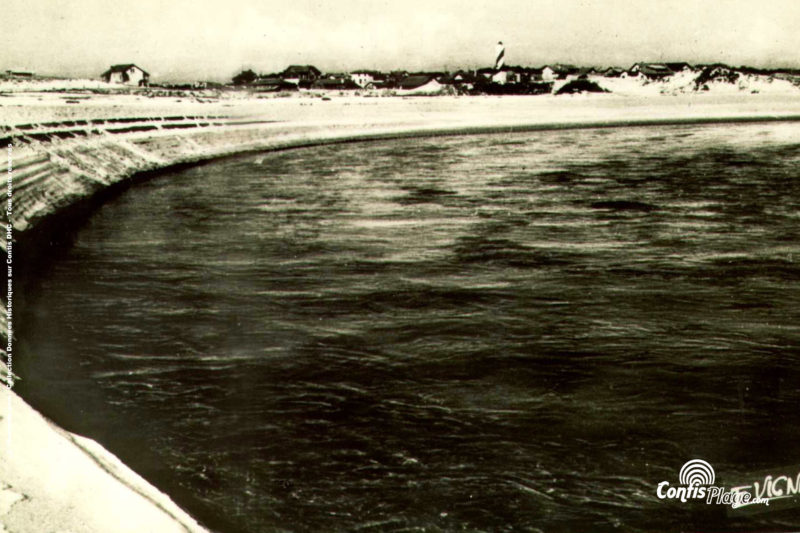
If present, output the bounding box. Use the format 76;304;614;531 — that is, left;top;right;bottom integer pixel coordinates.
0;380;209;533
2;90;800;533
3;90;800;128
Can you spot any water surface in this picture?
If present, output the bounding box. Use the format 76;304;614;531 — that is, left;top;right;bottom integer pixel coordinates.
18;123;800;532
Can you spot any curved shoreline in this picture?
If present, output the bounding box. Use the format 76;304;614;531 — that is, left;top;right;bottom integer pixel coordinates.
9;108;800;236
3;93;800;532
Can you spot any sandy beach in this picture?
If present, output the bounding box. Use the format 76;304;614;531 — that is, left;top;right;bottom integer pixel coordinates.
4;88;800;128
2;89;800;532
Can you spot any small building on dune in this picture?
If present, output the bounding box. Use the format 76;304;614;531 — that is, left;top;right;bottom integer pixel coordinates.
349;70;386;88
542;65;578;81
101;64;149;86
281;65;322;86
628;63;673;79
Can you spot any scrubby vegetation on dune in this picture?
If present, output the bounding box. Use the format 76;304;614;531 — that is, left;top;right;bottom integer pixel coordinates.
556;79;608;95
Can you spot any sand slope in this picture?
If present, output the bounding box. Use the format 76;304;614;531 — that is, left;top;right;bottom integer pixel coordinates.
0;381;210;533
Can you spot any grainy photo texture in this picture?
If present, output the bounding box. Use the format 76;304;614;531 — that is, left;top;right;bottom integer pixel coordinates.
1;1;800;532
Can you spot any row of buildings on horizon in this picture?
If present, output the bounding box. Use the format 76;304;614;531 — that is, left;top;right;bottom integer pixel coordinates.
99;61;800;92
5;61;800;95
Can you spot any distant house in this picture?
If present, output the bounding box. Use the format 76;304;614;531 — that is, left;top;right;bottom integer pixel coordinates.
513;66;542;83
628;63;673;79
253;77;298;92
490;67;522;85
281;65;322;86
451;70;476;82
542;64;578;81
443;70;479;85
476;67;495;80
409;71;445;80
541;66;556;81
439;70;478;92
386;71;409;86
195;81;225;89
473;66;535;85
101;64;149;86
312;76;359;90
576;67;598;78
602;67;625;78
349;70;386;88
5;70;34;78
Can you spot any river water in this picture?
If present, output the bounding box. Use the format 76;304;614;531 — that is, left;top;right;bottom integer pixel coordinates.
17;123;800;532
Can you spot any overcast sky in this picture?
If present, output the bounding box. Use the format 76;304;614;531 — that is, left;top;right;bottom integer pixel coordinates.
2;0;799;81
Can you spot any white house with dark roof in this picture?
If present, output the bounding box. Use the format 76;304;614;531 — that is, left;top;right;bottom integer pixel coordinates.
281;65;322;86
349;70;386;88
101;64;149;86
